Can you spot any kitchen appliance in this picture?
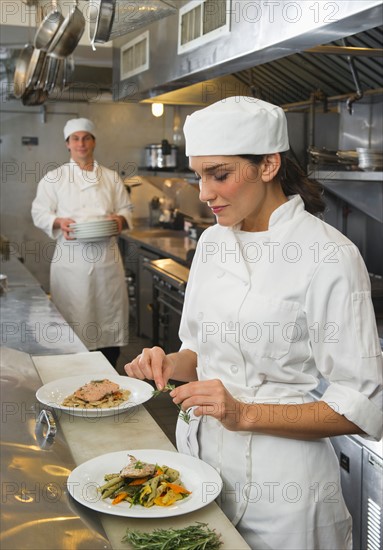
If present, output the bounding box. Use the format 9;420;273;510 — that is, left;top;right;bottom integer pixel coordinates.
331;435;383;550
145;140;178;170
144;258;189;353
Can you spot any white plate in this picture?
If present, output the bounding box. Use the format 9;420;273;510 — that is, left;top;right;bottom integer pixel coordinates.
73;229;117;236
67;449;223;517
74;236;116;242
36;375;153;417
70;221;117;228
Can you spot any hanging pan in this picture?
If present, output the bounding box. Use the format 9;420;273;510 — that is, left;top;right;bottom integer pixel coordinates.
38;55;63;93
22;87;49;106
47;0;85;59
13;44;34;98
13;44;47;99
89;0;116;49
34;0;64;51
89;0;176;47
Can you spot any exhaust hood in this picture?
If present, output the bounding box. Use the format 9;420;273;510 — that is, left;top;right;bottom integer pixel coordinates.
113;0;383;103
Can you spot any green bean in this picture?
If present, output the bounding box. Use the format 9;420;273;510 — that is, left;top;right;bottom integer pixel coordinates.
99;475;123;492
101;480;126;499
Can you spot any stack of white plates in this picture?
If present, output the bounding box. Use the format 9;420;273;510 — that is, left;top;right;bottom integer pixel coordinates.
69;219;118;242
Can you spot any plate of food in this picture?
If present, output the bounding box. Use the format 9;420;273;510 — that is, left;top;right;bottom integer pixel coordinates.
67;449;223;517
36;375;153;417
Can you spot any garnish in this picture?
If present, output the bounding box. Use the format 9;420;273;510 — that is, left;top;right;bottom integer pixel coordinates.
122;522;223;549
152;383;192;424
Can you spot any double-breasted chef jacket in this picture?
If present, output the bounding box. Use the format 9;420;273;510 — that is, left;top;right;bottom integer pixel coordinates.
177;195;383;550
32;159;133;350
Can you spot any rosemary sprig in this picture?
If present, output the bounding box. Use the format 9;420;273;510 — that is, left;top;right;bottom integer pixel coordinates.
152;383;192;424
122;522;223;549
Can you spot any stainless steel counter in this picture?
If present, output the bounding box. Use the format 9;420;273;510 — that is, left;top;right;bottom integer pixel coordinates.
0;257;250;550
0;347;111;550
120;225;197;266
0;257;86;355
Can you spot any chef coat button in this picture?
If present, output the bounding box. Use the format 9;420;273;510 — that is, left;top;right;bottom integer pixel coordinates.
230;365;239;374
197;312;203;321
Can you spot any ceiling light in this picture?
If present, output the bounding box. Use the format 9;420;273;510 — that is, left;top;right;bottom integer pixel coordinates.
151;103;164;117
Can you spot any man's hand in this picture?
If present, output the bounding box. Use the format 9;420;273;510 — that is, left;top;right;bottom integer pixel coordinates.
53;217;76;239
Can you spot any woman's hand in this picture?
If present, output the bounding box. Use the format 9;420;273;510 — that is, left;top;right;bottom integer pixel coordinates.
124;346;175;390
53;217;76;239
170;379;244;431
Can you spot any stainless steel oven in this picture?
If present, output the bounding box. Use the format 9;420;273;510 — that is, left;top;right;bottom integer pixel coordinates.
144;258;189;353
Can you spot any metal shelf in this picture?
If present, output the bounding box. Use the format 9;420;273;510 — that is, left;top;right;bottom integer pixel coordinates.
313;170;383;222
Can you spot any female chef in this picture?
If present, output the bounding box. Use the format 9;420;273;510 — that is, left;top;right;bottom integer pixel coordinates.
32;118;133;366
125;97;383;549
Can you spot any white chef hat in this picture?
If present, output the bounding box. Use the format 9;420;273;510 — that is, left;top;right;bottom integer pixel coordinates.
63;118;96;140
184;96;289;156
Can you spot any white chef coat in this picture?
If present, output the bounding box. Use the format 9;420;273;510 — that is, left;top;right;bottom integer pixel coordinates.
177;195;383;550
31;159;133;350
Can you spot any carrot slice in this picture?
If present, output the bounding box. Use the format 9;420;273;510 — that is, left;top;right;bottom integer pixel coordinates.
128;476;149;486
112;492;128;504
166;482;191;494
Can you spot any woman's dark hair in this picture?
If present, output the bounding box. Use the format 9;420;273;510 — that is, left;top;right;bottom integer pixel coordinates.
239;152;325;215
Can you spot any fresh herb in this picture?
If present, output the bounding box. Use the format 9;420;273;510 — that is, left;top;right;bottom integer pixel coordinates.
152;383;176;397
152;383;192;424
134;461;144;469
122;522;223;549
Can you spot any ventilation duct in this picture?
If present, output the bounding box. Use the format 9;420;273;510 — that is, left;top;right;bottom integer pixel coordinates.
89;0;177;45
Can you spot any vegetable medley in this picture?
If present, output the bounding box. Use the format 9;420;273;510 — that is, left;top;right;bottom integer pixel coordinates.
99;454;191;507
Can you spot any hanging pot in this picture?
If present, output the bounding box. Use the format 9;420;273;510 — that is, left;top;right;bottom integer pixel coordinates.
34;0;64;51
89;0;116;49
62;55;75;89
26;48;47;89
22;88;49;106
38;55;62;93
89;0;176;46
13;44;34;98
14;44;47;100
47;0;85;59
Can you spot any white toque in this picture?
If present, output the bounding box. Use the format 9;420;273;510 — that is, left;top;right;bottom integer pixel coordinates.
184;96;289;156
64;118;96;140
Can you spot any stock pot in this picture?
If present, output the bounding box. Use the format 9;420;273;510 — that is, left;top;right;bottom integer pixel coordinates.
145;140;178;170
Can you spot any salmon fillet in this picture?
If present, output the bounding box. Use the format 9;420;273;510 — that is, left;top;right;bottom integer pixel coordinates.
74;379;120;403
120;455;156;478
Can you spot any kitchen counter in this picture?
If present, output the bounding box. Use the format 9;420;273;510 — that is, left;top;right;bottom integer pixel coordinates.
0;257;250;550
0;256;86;355
31;352;250;550
120;222;198;266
